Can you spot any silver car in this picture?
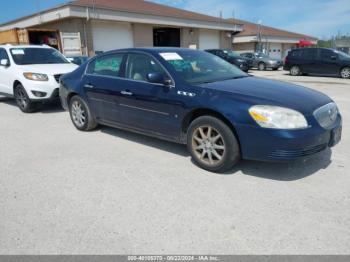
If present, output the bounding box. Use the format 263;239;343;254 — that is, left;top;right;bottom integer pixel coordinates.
240;52;283;71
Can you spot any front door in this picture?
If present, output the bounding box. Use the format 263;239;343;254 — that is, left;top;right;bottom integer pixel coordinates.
317;49;341;75
83;52;125;123
0;48;12;95
118;52;180;138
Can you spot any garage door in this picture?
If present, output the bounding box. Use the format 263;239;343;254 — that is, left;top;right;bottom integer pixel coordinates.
92;21;134;53
199;29;220;50
268;43;282;59
60;32;82;56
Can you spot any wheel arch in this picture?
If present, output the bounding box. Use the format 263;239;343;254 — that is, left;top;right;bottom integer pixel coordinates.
182;108;241;146
13;80;22;93
67;92;79;105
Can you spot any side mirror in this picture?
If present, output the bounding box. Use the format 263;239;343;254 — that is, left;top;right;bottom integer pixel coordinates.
147;72;171;86
0;59;10;67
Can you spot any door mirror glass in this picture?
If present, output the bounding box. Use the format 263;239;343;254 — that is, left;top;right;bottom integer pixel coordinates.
147;72;165;84
0;59;9;67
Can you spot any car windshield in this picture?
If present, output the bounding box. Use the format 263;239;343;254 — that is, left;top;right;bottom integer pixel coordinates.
256;53;269;58
10;48;69;65
224;50;241;58
159;50;248;85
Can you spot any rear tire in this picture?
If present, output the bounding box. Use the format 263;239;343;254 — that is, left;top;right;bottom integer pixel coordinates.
340;67;350;79
258;62;266;71
14;84;37;113
69;95;98;131
187;116;240;173
290;65;301;76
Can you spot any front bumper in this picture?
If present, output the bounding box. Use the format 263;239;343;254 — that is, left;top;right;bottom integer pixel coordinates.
23;74;61;101
236;115;342;162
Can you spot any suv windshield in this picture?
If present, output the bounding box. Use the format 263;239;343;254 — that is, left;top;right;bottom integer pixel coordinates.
10;48;69;65
336;50;350;60
159;50;248;85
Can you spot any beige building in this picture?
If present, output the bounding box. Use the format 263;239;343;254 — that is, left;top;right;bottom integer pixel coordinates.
0;0;242;56
229;19;318;59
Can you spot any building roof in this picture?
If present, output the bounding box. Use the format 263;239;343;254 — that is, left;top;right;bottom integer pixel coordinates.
0;0;238;29
228;19;317;41
71;0;233;24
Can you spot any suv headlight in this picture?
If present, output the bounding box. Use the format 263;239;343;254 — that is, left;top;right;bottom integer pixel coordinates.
23;73;49;81
249;105;308;129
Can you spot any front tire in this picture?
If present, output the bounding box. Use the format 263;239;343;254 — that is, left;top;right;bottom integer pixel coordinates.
340;67;350;79
69;95;97;131
187;116;240;173
14;84;37;113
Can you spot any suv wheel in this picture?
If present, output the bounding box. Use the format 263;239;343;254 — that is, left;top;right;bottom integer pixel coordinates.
340;67;350;79
14;84;37;113
290;65;301;76
187;116;240;173
69;95;97;131
258;62;266;71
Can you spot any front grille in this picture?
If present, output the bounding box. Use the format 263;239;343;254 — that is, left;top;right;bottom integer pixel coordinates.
268;144;328;160
313;103;338;129
54;74;62;83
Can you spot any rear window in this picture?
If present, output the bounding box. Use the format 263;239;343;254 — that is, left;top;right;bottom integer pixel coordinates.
302;49;317;59
87;53;124;77
290;49;302;58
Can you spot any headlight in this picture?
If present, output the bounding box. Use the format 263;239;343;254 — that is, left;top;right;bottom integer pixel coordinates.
23;73;49;81
249;105;308;129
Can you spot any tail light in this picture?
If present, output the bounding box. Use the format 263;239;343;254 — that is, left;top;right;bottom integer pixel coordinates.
284;56;288;65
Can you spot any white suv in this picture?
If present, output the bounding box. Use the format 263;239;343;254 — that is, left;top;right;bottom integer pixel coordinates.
0;44;78;112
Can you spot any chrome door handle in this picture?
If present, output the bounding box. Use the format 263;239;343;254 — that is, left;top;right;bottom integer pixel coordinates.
84;84;94;89
121;91;133;96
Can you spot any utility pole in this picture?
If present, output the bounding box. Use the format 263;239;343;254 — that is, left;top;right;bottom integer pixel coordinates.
257;20;262;52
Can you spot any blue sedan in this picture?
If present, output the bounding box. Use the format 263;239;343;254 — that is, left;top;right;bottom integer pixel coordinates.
59;48;342;173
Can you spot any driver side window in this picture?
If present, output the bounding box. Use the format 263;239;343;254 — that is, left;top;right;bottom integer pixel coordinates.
0;48;10;62
126;53;167;82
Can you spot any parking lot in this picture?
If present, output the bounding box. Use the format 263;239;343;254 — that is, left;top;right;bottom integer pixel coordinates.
0;70;349;254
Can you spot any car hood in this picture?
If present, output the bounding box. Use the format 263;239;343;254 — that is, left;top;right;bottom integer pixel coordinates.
199;76;332;115
17;63;78;75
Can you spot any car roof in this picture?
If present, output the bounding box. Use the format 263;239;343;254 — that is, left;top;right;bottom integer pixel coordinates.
101;47;203;56
0;44;53;50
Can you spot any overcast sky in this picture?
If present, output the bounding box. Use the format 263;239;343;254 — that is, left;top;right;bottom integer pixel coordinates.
1;0;349;39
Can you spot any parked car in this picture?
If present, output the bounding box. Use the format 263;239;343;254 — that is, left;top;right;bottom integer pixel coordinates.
0;44;78;112
284;48;350;78
67;55;90;66
240;52;283;70
205;49;252;72
60;48;342;173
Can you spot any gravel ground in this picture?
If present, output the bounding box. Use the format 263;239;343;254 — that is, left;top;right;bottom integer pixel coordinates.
0;70;349;254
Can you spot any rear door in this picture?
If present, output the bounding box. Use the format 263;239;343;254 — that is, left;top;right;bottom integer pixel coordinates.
317;49;341;75
117;52;180;137
83;52;126;123
300;48;318;73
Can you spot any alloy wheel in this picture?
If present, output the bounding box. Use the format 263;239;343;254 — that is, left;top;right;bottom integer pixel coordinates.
191;126;226;166
341;68;350;79
71;100;86;128
16;88;28;109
